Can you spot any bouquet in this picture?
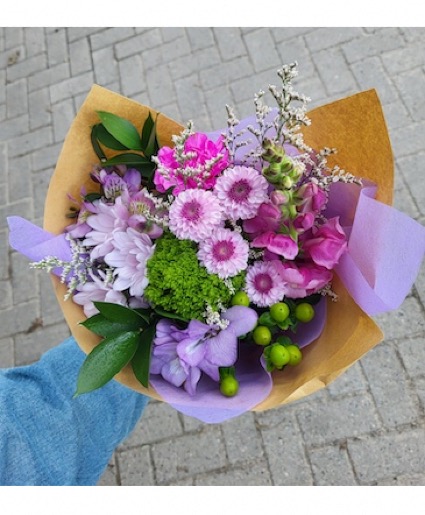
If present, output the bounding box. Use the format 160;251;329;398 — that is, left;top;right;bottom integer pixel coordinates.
8;64;425;423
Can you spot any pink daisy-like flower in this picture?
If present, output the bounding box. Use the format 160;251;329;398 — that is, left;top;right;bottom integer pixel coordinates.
213;166;269;220
245;261;286;307
197;228;249;279
104;227;155;297
168;189;223;242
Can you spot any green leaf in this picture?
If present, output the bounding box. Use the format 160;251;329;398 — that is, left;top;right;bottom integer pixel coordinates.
80;313;146;338
84;192;102;203
90;125;106;161
141;112;154;149
100;153;151;167
141;112;159;158
93;301;150;325
153;307;189;323
95;123;129;150
258;312;277;329
75;331;139;396
97;111;143;150
131;324;157;388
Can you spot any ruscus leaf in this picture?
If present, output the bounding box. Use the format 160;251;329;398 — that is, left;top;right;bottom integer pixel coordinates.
96;111;143;150
95;123;129;150
131;324;157;388
80;313;145;338
140;112;159;158
93;301;150;325
90;125;106;161
75;331;139;396
100;153;151;167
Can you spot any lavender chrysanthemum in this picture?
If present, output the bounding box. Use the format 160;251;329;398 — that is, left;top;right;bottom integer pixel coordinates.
168;188;223;242
197;228;249;279
82;196;130;259
245;261;286;307
213;166;269;220
104;227;155;297
73;271;127;317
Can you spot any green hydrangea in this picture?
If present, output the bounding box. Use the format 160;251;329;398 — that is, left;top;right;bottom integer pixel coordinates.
145;233;245;321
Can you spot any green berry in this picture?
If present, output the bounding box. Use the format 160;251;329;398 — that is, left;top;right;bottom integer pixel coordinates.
220;376;239;397
287;344;303;366
252;326;272;346
295;302;315;323
269;302;290;323
231;291;250;307
269;344;291;368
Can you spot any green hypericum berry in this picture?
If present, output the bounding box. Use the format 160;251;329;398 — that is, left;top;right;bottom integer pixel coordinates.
294;303;315;323
269;302;290;323
287;344;303;366
269;344;291;368
231;291;250;307
220;376;239;397
252;326;272;346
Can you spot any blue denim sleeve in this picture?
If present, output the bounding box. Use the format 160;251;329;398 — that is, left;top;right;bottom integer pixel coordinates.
0;336;149;486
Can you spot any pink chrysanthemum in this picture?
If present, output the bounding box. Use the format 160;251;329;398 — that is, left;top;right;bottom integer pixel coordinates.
168;189;223;242
104;227;155;297
213;166;269;220
245;261;286;307
197;228;249;279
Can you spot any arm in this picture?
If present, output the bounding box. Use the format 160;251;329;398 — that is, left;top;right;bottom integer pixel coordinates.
0;336;148;486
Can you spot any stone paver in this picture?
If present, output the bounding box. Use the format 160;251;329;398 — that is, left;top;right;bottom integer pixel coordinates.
1;27;425;486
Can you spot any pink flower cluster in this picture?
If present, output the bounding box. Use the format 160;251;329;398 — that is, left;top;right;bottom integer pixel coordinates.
154;133;229;194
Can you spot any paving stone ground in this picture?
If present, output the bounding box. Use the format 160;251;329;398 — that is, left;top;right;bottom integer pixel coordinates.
1;27;424;486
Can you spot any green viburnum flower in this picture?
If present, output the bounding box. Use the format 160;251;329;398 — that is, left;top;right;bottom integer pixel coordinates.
144;233;245;321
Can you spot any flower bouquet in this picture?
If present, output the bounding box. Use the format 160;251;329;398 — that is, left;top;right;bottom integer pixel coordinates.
8;64;425;423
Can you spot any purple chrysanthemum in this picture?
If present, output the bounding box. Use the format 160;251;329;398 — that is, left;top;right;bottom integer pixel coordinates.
73;271;127;317
245;261;286;307
213;166;269;220
104;227;155;297
197;228;249;279
168;188;223;242
82;196;130;259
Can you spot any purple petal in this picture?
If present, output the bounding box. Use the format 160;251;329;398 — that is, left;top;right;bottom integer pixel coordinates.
150;355;166;375
152;342;178;361
184;367;202;396
177;337;206;366
187;319;210;339
198;359;220;382
222;306;258;337
161;358;187;388
205;330;238;366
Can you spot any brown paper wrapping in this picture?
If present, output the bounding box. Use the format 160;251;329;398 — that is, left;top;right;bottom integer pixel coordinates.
44;86;393;410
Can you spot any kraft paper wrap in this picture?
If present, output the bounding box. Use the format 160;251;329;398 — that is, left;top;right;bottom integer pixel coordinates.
44;85;392;409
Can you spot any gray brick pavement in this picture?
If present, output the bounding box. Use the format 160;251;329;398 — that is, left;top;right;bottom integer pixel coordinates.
1;27;425;486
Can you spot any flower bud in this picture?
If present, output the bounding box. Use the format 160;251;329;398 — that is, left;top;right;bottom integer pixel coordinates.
270;190;287;206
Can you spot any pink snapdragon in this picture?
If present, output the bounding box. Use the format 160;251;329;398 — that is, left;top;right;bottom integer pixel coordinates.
251;231;299;260
277;261;333;298
303;217;348;269
298;183;327;214
243;203;281;239
153;133;229;194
